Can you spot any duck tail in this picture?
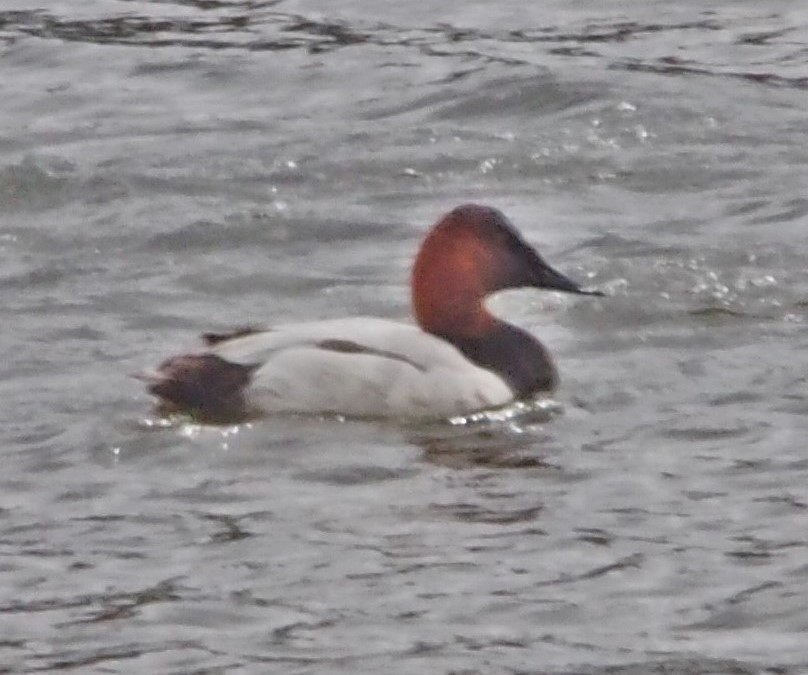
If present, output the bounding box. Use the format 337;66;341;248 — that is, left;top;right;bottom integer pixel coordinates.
134;354;256;423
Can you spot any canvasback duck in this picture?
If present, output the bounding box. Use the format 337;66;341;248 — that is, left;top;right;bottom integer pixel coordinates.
140;204;602;421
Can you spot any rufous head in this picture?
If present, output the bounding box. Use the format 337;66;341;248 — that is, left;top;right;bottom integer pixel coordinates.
411;204;601;338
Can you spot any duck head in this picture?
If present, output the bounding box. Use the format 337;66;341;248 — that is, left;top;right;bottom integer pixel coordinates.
412;204;601;338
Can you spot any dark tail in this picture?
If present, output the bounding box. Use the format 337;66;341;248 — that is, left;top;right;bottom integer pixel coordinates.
136;353;257;423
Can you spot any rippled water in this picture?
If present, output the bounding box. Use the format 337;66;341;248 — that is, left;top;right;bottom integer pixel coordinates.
2;1;808;673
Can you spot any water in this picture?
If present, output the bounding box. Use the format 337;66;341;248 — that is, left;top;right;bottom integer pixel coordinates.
2;1;808;673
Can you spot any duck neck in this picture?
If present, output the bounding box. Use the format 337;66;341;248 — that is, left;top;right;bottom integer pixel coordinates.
447;320;558;399
414;292;558;398
413;288;495;341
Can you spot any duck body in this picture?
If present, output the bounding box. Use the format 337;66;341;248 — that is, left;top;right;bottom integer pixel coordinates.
141;204;601;422
210;317;515;419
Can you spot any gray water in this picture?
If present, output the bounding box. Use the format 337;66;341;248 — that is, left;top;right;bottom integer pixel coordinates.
2;1;808;673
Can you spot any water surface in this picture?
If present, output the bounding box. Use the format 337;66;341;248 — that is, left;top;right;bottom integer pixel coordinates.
2;1;808;673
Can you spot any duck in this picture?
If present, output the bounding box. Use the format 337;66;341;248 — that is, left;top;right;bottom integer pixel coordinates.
138;204;602;422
